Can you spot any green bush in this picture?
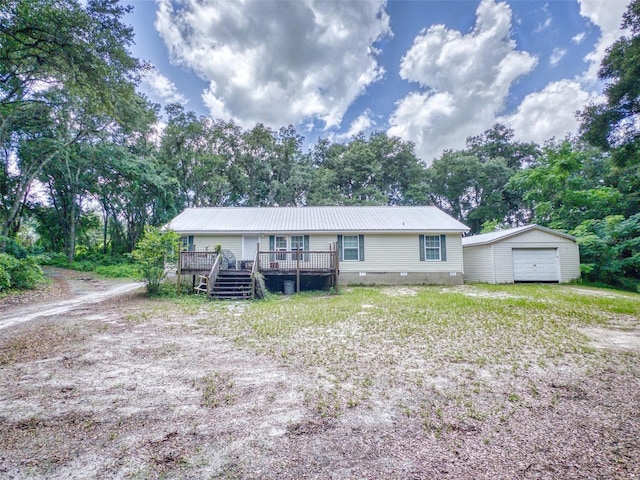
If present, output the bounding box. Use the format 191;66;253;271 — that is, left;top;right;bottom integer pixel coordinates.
573;213;640;291
0;267;10;291
131;226;179;296
11;256;45;289
38;252;70;267
38;251;136;278
0;236;28;258
95;263;139;278
0;253;45;291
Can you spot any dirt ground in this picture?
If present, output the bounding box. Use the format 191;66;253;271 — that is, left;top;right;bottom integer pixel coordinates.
0;272;639;479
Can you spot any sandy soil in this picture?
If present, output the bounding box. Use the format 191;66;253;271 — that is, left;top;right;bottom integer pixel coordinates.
0;268;143;331
0;275;638;479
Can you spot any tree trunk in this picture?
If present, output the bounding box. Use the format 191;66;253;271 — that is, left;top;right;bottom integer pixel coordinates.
102;210;109;254
1;136;80;238
66;198;77;263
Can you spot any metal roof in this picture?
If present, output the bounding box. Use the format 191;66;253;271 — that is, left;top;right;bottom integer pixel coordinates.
166;206;470;234
462;224;576;247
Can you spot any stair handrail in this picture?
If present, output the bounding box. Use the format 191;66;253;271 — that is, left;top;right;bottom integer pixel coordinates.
250;250;264;299
207;252;222;297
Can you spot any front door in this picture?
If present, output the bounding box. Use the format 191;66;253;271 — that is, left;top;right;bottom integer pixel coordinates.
243;235;260;261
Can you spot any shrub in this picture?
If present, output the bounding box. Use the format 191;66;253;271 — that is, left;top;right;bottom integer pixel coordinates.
572;213;640;291
95;263;139;278
11;256;45;289
130;226;179;296
0;253;45;291
39;251;136;278
0;236;28;259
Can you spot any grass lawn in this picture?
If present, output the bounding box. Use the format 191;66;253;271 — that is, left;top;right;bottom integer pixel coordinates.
195;284;639;418
1;282;639;479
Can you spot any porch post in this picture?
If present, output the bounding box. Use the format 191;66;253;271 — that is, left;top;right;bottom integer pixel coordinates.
176;248;182;294
296;248;300;293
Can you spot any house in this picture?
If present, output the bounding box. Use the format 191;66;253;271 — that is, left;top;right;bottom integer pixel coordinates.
462;224;580;284
166;206;470;295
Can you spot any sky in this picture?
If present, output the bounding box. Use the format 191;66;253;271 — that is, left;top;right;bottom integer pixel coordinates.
124;0;632;164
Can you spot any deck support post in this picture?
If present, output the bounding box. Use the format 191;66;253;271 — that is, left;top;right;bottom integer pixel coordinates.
176;247;182;294
296;249;300;293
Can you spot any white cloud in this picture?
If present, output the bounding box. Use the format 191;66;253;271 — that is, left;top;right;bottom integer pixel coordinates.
577;0;629;82
550;48;567;66
500;80;596;144
501;1;628;146
337;110;376;140
141;68;188;105
534;3;553;33
388;0;536;163
154;0;390;129
572;31;587;44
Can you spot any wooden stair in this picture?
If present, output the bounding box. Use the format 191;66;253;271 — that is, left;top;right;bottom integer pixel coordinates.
211;270;252;300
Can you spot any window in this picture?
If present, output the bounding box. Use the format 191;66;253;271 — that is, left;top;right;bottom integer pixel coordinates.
419;235;447;261
291;235;304;251
290;235;304;261
275;236;287;260
181;235;194;252
424;235;441;260
342;235;360;261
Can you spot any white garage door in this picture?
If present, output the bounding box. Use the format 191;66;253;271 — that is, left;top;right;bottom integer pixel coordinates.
512;249;559;282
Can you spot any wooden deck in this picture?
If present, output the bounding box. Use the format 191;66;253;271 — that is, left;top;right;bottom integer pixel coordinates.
179;249;339;294
257;251;337;274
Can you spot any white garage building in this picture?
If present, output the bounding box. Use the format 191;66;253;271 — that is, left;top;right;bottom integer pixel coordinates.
462;225;580;284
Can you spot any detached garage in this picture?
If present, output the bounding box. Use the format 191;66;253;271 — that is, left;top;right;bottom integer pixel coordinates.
462;225;580;284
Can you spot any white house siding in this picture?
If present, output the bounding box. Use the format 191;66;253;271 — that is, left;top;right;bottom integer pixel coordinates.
562;243;581;282
190;232;465;285
464;229;580;284
334;233;461;272
462;244;495;283
335;233;464;285
308;234;338;251
191;235;243;261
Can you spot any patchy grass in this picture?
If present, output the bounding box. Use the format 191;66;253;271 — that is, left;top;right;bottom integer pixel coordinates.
194;372;236;408
2;282;638;479
195;284;640;419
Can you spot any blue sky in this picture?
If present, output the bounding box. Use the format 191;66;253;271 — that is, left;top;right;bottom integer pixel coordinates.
124;0;631;163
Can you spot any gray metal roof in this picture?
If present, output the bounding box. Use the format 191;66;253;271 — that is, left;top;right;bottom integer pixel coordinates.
462;224;576;247
166;206;470;234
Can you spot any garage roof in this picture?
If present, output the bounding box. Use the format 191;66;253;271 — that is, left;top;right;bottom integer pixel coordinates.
166;206;470;234
462;224;576;247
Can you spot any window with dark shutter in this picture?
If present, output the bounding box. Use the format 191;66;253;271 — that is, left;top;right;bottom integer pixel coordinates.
420;234;446;261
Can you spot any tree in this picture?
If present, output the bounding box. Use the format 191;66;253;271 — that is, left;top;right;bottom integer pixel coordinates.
92;142;178;254
37;143;95;262
0;0;142;237
580;0;640;166
159;105;237;208
508;139;623;230
425;150;513;233
131;226;179;296
466;123;540;170
308;132;424;206
572;214;640;290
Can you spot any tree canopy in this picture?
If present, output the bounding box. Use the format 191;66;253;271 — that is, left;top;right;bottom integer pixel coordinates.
580;0;640;166
1;0;640;291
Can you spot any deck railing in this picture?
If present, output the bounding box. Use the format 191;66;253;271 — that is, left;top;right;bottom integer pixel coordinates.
250;250;266;299
208;253;222;296
180;251;219;271
257;250;337;272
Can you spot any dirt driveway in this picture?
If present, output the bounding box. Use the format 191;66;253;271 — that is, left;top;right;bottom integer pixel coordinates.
0;268;143;331
0;275;638;479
